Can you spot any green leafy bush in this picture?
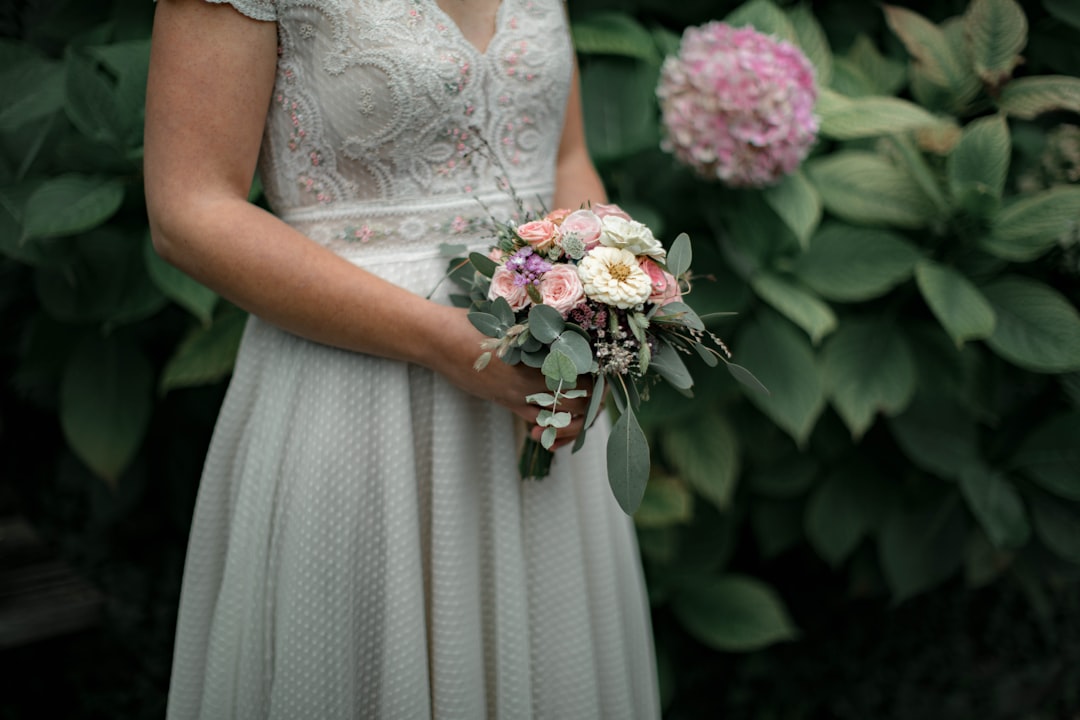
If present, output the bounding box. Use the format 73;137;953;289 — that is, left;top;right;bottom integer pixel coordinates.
571;0;1080;707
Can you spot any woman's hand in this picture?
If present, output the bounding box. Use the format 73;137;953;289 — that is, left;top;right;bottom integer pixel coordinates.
426;306;591;450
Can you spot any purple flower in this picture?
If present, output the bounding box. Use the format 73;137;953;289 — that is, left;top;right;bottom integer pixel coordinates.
507;246;551;286
657;22;818;188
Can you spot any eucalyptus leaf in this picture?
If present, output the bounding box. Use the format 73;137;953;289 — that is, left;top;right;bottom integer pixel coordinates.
551;332;593;373
541;349;578;384
468;251;498;279
607;406;650;515
666;232;692;278
468;311;505;338
650;341;694;391
584;373;606;429
528;302;565;343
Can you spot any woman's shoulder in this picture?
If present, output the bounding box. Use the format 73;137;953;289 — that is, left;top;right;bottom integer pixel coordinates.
195;0;278;22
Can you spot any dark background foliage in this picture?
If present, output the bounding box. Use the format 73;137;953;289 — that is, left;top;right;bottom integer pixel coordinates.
2;0;1079;717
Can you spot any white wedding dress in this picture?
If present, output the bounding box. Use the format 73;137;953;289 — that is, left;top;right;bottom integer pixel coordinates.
165;1;660;718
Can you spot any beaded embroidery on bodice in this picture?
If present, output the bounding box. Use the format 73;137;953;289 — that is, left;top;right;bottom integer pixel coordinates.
234;0;571;256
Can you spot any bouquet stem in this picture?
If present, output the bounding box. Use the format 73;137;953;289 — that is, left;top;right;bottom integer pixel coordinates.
519;436;554;479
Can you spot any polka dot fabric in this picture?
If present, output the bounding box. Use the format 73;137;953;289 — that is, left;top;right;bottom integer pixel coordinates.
165;1;660;718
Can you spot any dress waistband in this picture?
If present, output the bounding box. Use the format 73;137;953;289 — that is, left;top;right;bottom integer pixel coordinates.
278;185;553;264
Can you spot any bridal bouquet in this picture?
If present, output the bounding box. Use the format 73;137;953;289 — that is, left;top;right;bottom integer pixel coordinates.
445;204;761;515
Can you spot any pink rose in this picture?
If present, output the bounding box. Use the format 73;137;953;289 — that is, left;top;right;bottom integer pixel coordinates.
558;209;603;250
544;208;572;225
516;220;559;252
591;203;633;221
538;263;586;317
487;247;506;262
488;265;530;311
639;257;681;306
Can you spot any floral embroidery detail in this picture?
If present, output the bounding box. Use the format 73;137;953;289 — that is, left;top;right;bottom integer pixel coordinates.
336;213;490;244
356;88;375;116
299;23;316;39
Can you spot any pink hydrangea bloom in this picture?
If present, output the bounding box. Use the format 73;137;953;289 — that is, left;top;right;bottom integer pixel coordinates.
657;22;818;188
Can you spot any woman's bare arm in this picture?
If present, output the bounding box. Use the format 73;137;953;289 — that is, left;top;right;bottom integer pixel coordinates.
552;58;607;211
144;0;588;439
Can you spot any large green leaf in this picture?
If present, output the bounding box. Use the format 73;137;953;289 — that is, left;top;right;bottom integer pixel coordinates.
882;5;981;108
915;261;996;347
571;13;660;63
964;0;1028;86
792;222;921;302
806;151;940;228
821;319;917;438
786;3;832;87
65;50;127;146
608;405;650;515
817;90;955;140
844;34;907;96
581;57;659;163
35;228;166;326
160;308;247;392
1010;411;1080;501
805;464;887;566
1043;0;1080;30
724;0;797;42
633;475;693;529
750;272;836;345
22;174;124;241
981;276;1080;373
60;336;153;484
982;185;1080;261
997;75;1080;118
661;412;740;511
947;114;1010;205
1027;489;1080;564
737;311;826;445
958;465;1030;550
0;57;65;132
878;495;969;601
762;170;821;250
143;233;217;326
671;574;798;651
889;390;980;480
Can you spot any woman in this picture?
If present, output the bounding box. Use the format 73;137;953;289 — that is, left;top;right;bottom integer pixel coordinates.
144;0;659;717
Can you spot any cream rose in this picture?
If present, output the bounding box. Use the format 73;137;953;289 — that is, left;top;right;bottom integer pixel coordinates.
515;220;559;253
488;265;530;311
538;263;586;317
639;257;681;306
577;246;653;309
598;216;666;260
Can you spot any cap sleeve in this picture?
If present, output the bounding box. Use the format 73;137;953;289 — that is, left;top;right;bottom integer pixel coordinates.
202;0;277;21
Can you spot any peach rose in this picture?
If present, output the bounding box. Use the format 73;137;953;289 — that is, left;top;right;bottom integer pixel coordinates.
488;265;530;311
591;203;632;221
639;257;681;306
516;220;559;253
544;208;572;225
539;263;586;317
559;209;603;251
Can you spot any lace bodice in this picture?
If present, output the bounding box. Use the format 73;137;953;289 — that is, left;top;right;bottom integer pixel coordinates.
212;0;572;258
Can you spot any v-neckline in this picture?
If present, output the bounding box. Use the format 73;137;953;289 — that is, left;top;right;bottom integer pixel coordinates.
427;0;507;57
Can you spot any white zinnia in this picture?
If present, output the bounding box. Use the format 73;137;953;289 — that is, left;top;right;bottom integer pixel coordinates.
577;246;653;309
598;216;667;260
